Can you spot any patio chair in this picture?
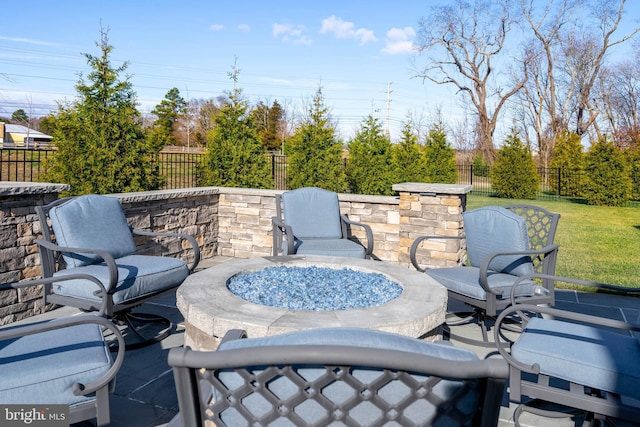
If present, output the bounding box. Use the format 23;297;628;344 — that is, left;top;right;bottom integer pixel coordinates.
168;327;509;427
35;194;201;349
0;276;125;426
272;187;374;258
495;274;640;426
410;204;560;346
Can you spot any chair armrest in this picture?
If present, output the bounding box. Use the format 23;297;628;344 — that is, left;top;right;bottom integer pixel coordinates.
132;228;201;272
271;217;295;255
508;273;640;307
341;215;374;256
410;235;464;272
220;328;248;344
0;313;125;397
35;239;119;294
495;276;640;374
478;244;560;295
1;275;110;316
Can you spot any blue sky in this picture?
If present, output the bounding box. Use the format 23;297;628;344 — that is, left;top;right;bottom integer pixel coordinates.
0;1;463;141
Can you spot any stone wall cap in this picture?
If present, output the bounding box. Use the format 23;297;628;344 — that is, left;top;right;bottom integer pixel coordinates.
0;182;70;196
393;182;472;195
112;187;220;203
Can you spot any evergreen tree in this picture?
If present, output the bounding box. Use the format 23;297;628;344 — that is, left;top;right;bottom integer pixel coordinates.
11;109;28;124
44;29;162;195
251;100;285;152
423;122;457;183
550;131;583;197
287;87;347;192
626;145;640;201
490;129;539;199
346;115;395;195
198;68;272;189
391;122;425;183
583;136;631;206
149;87;186;150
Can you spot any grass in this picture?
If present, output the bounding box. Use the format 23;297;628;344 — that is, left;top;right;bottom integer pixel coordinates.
467;195;640;289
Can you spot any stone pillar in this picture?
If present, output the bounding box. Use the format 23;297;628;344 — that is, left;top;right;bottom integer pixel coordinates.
393;182;471;269
0;182;69;323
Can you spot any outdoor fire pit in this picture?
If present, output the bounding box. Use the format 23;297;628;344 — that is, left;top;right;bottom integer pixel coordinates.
177;255;447;350
227;265;403;311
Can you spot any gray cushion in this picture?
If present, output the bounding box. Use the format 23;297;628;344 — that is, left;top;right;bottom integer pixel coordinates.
464;206;534;276
513;318;640;400
215;328;480;425
50;195;137;268
292;238;366;259
282;187;343;239
53;255;189;304
0;322;112;405
426;266;539;300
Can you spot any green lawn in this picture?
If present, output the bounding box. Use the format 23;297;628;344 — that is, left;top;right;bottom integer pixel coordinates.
467;195;640;288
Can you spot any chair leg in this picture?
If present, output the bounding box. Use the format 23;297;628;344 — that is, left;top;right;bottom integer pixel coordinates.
108;310;173;350
445;308;516;348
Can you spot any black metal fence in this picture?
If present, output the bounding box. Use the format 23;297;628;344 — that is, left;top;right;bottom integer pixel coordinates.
1;148;636;203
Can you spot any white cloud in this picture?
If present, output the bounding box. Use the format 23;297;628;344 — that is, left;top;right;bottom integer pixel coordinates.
320;16;377;45
0;36;57;46
209;24;224;31
382;26;416;55
238;24;251;32
272;23;311;44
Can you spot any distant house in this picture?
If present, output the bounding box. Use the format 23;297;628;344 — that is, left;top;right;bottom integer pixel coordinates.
0;122;53;149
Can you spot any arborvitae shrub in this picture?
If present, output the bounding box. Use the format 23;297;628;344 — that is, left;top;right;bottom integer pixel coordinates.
583;136;631;206
423;123;457;183
550;131;583;197
490;131;539;199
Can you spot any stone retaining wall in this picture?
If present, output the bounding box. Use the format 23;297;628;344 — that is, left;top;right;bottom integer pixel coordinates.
0;182;470;324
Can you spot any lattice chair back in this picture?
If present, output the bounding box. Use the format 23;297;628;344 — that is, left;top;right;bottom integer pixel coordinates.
169;328;508;427
505;204;560;274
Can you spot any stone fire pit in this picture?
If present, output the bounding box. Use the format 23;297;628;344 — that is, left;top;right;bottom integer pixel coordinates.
177;255;447;351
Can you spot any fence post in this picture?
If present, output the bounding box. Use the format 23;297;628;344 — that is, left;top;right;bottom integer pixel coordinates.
557;167;561;197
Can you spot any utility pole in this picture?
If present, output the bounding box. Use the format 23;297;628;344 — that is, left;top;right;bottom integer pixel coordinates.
386;82;392;139
185;86;190;153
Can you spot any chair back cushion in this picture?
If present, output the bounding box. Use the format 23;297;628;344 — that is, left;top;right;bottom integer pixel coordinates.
281;187;342;239
463;206;534;276
50;195;137;268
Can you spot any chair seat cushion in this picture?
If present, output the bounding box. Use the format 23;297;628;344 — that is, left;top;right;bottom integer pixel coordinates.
216;328;480;425
293;238;366;259
512;317;640;400
53;255;189;305
426;267;538;300
0;322;112;405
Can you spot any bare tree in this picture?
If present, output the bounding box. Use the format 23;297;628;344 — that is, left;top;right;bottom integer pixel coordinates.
520;0;581;167
598;59;640;147
562;0;639;138
414;0;530;163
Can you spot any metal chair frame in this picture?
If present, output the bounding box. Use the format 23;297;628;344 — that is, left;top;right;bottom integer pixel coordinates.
272;189;374;258
496;274;640;426
0;276;125;426
168;329;509;427
35;196;200;349
410;204;560;346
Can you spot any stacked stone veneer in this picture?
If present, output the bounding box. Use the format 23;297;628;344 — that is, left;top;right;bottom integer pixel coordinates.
0;182;470;324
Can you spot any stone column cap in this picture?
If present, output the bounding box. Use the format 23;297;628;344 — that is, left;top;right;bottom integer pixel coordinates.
393;182;472;195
